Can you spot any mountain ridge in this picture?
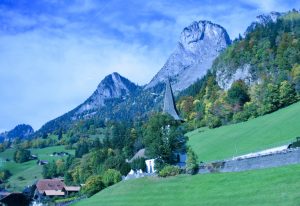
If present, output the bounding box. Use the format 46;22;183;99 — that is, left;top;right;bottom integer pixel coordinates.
35;19;231;135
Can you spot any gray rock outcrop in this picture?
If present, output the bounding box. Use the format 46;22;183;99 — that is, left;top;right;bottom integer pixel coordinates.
145;20;231;92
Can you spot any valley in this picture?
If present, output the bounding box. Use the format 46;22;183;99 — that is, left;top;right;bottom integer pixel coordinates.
0;6;299;206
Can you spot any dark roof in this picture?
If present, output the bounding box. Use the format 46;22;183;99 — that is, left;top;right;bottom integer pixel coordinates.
163;79;183;121
0;193;29;206
36;179;65;193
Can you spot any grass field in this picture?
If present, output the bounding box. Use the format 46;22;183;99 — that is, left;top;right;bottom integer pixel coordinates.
187;101;300;162
73;164;300;206
0;145;74;191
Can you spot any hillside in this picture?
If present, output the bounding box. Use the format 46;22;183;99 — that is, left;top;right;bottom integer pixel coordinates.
73;164;300;206
187;101;300;162
0;146;74;191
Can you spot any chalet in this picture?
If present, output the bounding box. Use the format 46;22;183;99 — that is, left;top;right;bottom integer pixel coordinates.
34;179;65;200
37;160;49;165
30;154;38;160
51;151;70;157
34;179;81;201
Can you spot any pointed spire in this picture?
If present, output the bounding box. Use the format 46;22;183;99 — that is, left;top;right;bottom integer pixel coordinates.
163;79;182;121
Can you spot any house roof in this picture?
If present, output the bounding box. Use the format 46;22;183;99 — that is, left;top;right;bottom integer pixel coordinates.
44;190;65;196
36;179;66;193
0;193;29;206
0;192;11;198
128;149;146;163
64;186;81;192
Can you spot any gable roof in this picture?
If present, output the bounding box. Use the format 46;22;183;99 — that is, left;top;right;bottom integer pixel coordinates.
36;179;65;193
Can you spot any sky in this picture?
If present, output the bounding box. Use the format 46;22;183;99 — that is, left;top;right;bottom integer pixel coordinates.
0;0;299;132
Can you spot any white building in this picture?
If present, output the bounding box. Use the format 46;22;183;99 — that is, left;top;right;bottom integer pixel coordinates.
145;159;156;173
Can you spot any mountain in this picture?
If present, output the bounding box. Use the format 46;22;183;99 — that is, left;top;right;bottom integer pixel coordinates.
214;10;300;90
75;72;140;117
36;20;231;134
0;124;34;142
245;11;282;35
36;72;141;134
145;20;231;92
175;10;300;129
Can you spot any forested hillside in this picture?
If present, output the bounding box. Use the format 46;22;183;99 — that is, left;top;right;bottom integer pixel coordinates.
177;10;300;130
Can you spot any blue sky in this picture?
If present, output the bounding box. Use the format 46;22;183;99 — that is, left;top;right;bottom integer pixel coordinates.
0;0;299;132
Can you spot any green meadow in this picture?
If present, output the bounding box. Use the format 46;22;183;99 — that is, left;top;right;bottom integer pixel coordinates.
0;145;74;191
73;164;300;206
187;101;300;162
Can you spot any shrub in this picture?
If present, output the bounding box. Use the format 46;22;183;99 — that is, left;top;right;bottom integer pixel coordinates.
186;147;199;175
102;169;122;187
13;149;31;163
17;176;25;181
82;175;104;197
0;169;11;182
158;165;180;178
206;115;222;129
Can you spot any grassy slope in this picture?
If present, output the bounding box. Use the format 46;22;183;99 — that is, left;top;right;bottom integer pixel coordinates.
0;146;74;191
73;164;300;206
187;101;300;162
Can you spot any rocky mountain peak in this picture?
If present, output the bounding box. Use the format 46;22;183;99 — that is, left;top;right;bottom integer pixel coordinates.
145;20;231;92
180;20;230;53
76;72;139;114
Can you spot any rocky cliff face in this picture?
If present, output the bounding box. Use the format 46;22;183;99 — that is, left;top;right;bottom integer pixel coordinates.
76;72;140;114
145;20;231;92
216;11;284;90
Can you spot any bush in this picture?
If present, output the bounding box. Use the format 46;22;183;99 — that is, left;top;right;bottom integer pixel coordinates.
102;169;122;187
103;155;131;175
0;169;11;182
158;165;180;178
206;115;222;129
13;149;31;163
82;175;104;197
186;148;199;175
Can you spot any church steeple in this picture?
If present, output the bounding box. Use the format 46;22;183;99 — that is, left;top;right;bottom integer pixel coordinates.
163;79;182;121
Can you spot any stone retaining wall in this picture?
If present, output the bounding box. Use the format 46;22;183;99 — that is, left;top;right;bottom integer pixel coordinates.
198;148;300;174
